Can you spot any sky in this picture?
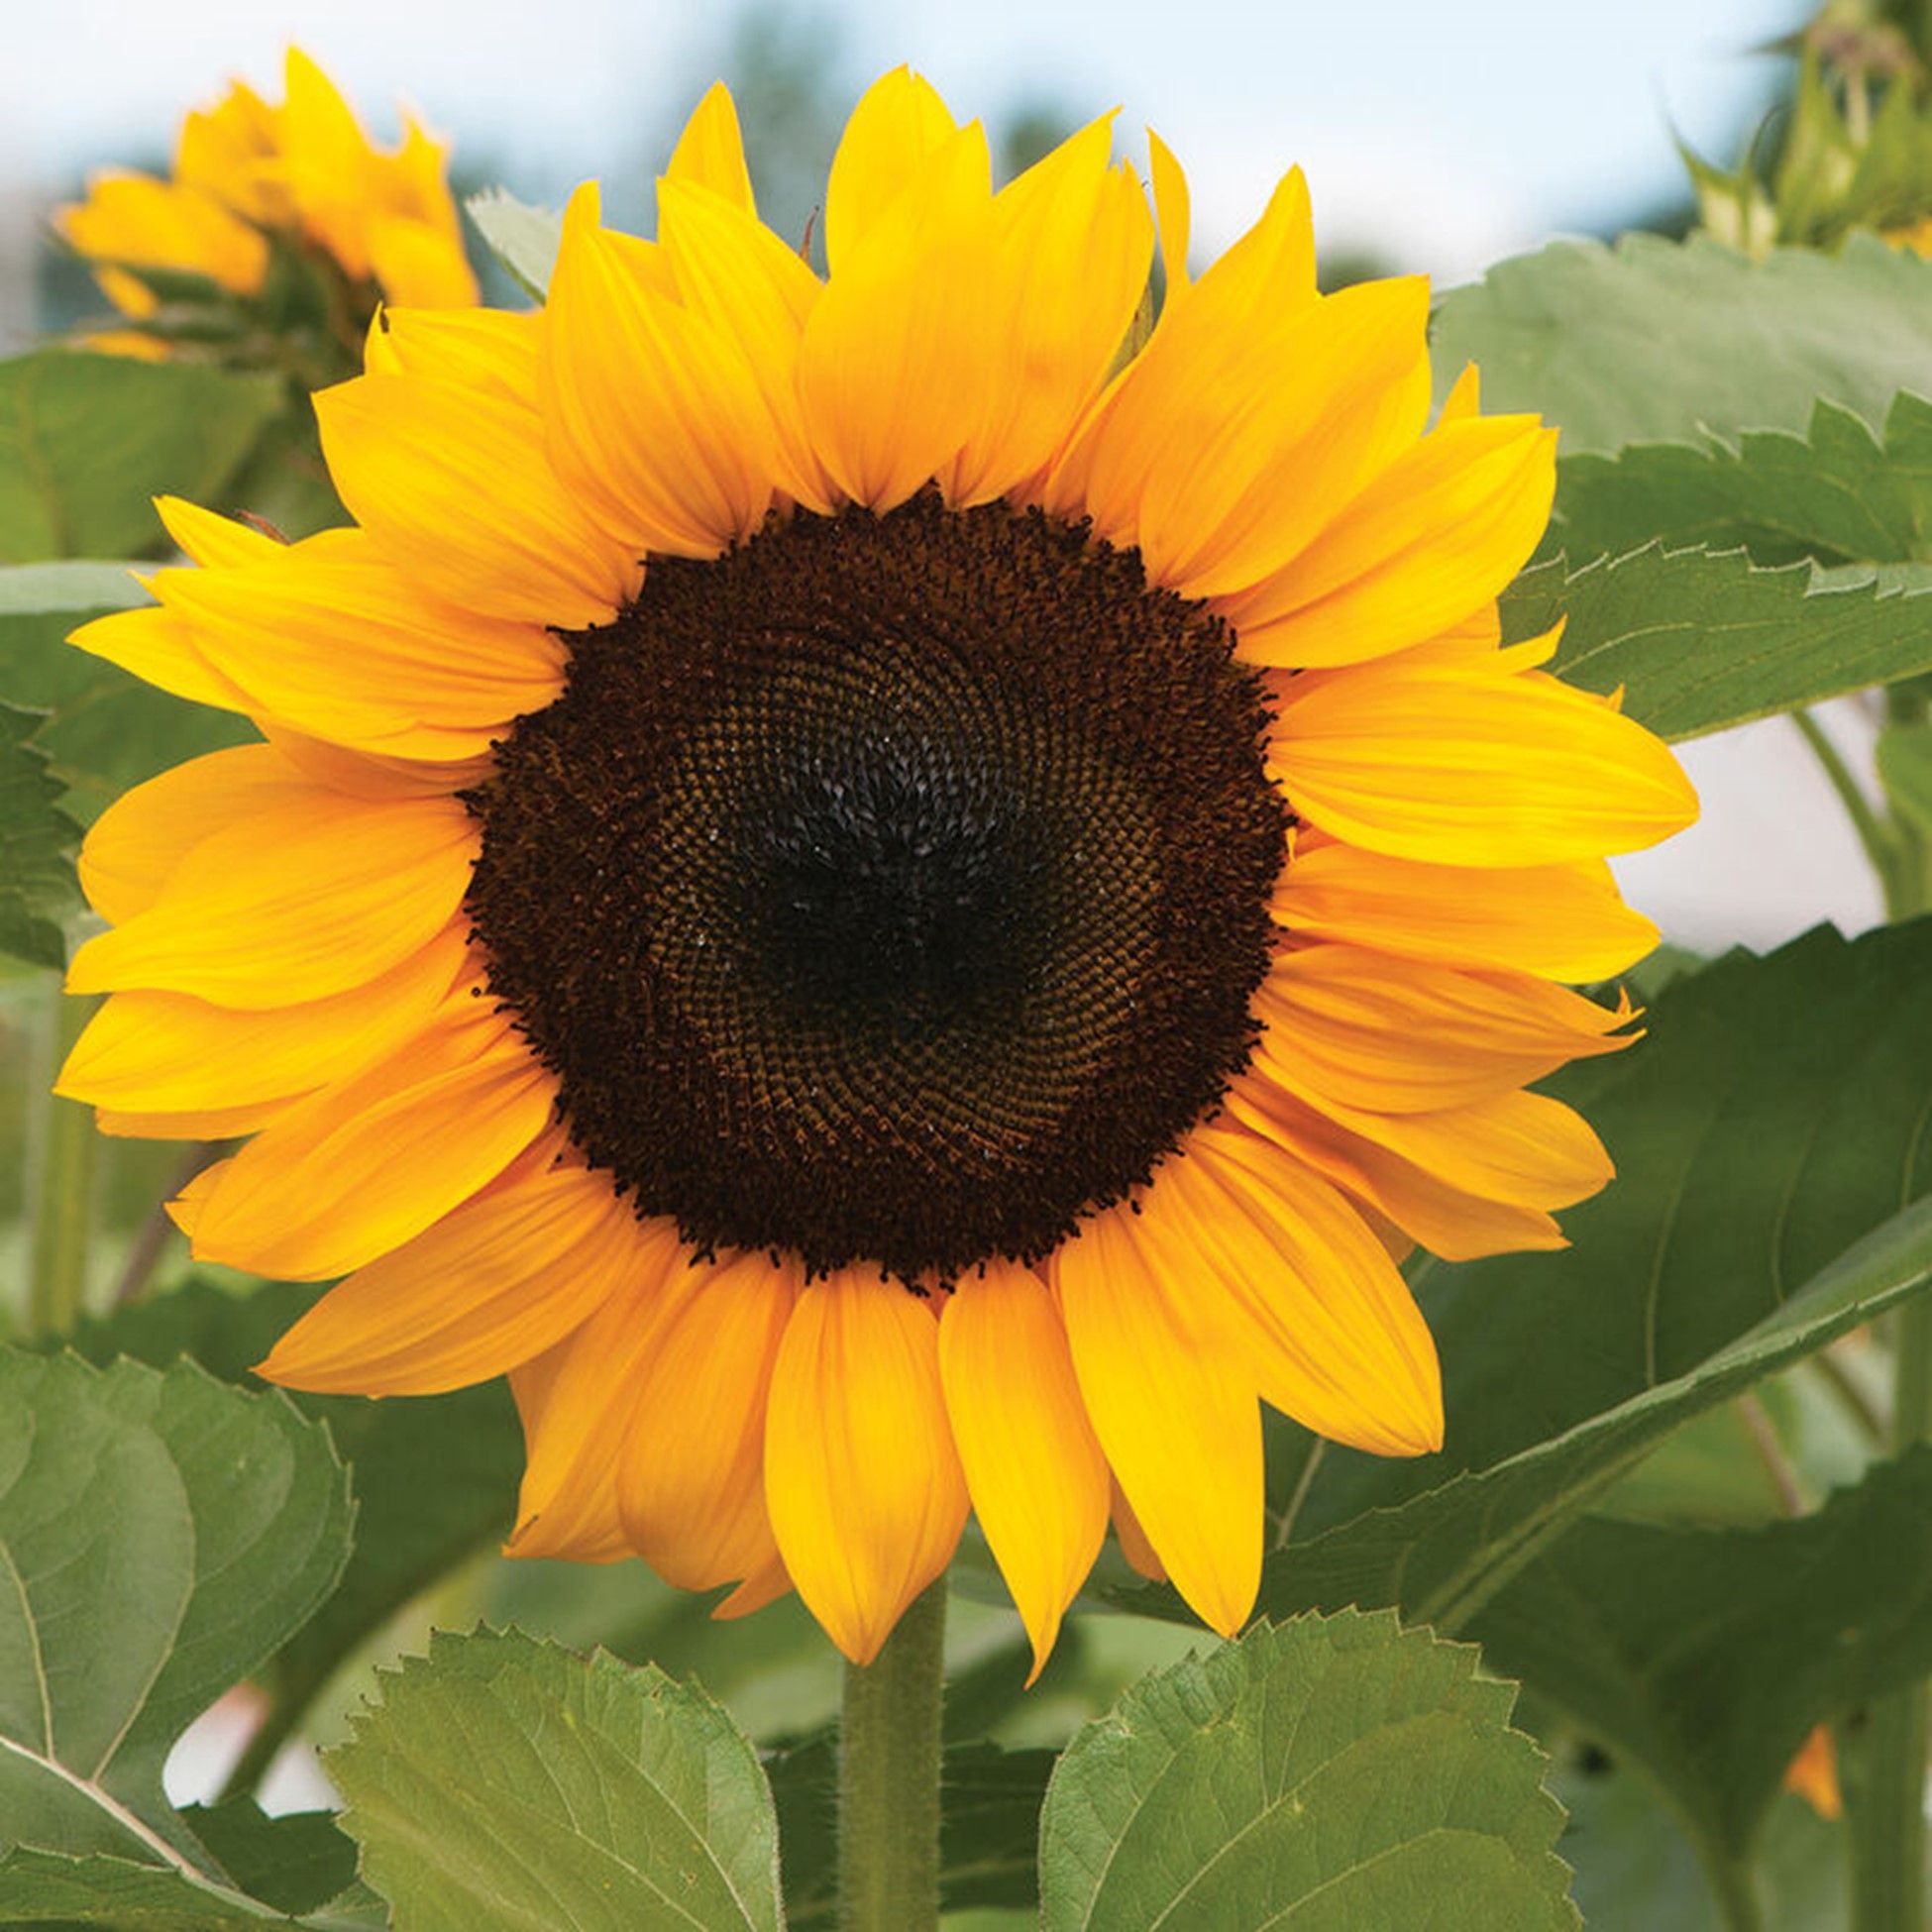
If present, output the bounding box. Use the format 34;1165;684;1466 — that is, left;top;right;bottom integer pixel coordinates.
8;0;1802;280
3;0;1878;953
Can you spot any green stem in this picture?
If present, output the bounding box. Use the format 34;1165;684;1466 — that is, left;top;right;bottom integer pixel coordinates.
838;1582;946;1932
1705;1839;1770;1932
1792;709;1900;897
1856;1300;1932;1932
27;990;98;1337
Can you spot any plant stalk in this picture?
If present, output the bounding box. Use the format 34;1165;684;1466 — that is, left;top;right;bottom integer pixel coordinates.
1792;709;1901;898
837;1582;946;1932
27;989;98;1337
1706;1839;1770;1932
1855;1299;1932;1931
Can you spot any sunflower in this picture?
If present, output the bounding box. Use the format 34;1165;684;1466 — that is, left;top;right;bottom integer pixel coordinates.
58;72;1696;1671
57;48;475;362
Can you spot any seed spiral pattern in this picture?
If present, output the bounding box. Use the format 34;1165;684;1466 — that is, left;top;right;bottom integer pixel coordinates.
465;493;1287;1281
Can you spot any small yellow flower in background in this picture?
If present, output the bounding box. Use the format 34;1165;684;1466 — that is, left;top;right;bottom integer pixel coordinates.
1884;214;1932;257
56;72;1697;1672
1784;1724;1843;1819
56;48;475;359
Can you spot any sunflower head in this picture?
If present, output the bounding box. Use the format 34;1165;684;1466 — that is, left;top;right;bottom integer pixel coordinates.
56;48;476;368
59;71;1697;1672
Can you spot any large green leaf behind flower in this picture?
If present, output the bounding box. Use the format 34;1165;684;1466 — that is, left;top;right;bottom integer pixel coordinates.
0;1349;357;1917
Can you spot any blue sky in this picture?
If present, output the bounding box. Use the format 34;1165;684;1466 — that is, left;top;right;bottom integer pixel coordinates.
12;0;1801;280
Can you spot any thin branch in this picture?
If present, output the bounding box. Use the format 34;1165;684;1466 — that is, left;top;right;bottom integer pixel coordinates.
1272;1439;1328;1552
1791;707;1898;895
111;1141;220;1308
1737;1392;1805;1518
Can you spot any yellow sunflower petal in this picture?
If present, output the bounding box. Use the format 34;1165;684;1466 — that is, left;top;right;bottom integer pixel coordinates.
658;176;836;511
262;728;488;800
541;184;782;557
505;1223;695;1558
315;370;638;627
68;603;255;716
713;1552;792;1620
823;67;959;270
508;1336;635;1563
67;792;477;1006
107;1101;290;1142
614;1248;801;1593
367;215;480;308
156;497;281;568
166;1158;231;1234
185;995;555;1280
1043;167;1326;546
1269;640;1701;865
75;744;317;924
1274;840;1659;982
155;530;563;759
375;307;540;399
1147;129;1190;297
276;49;389;280
666;81;756;213
1226;413;1556;667
58;922;468;1116
175;78;281;220
1110;1478;1167;1581
1137;278;1433;598
1252;943;1634;1117
258;1135;643;1394
938;1260;1109;1679
1232;1078;1612;1262
1141;1125;1443;1454
1438;363;1481;423
57;171;268;296
797;123;998;511
937;120;1153;506
1054;1203;1260;1638
764;1274;969;1665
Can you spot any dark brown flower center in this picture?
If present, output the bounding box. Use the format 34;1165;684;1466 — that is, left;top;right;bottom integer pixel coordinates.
463;492;1285;1282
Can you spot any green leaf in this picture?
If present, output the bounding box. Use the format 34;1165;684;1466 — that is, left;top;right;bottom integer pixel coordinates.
0;1844;383;1927
329;1627;785;1932
465;189;562;299
1432;232;1932;457
180;1800;363;1918
0;1349;351;1882
1472;1448;1932;1865
1036;1609;1577;1931
1114;922;1932;1638
0;353;284;564
1549;392;1932;571
0;1848;281;1924
62;1278;522;1786
0;560;252;820
767;1731;1053;1927
0;700;80;968
1501;544;1932;740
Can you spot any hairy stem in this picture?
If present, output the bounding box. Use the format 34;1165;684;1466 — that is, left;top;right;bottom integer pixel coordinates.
27;990;98;1337
1854;1300;1932;1931
838;1583;946;1932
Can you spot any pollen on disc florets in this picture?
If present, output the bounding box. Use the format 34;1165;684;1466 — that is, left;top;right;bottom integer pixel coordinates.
463;491;1287;1283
